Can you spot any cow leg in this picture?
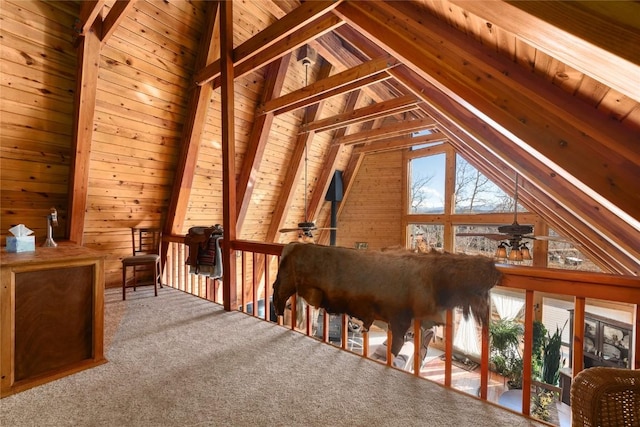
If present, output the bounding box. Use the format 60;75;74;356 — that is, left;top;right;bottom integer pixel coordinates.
388;314;412;356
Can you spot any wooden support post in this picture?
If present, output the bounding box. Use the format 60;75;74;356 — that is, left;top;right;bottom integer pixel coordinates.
573;297;586;376
220;0;237;311
479;321;489;400
522;290;534;416
445;310;453;387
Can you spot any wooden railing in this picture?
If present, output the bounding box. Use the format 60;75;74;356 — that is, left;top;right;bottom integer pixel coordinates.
163;238;640;421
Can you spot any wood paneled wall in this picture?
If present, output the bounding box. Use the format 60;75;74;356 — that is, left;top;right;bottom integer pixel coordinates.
336;150;404;250
1;1;350;288
84;1;210;286
1;1;78;243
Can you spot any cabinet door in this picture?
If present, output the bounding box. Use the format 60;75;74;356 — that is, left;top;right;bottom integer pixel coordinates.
582;318;599;367
601;323;631;368
15;265;94;381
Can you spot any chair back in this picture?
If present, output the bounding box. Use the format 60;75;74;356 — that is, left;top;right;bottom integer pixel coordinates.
131;228;161;256
571;367;640;426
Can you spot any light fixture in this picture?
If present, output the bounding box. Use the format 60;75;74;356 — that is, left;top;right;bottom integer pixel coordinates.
495;239;532;261
508;247;523;262
495;242;508;259
493;174;532;262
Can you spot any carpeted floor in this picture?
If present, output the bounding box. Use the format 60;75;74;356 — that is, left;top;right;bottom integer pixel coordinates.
0;287;546;426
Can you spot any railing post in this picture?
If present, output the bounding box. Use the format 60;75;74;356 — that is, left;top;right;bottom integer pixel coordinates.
635;304;640;370
445;309;453;387
413;320;421;376
522;289;534;416
479;321;489;399
573;297;586;376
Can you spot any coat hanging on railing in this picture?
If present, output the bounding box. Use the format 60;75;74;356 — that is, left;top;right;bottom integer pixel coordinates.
184;225;223;279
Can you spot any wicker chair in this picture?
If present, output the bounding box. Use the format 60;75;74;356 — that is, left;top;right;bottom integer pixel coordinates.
571;367;640;426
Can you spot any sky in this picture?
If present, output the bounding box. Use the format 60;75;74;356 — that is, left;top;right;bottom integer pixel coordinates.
410;153;446;209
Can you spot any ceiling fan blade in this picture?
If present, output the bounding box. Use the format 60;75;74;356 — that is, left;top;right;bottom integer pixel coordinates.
528;235;572;242
315;227;337;231
279;228;303;233
457;233;510;241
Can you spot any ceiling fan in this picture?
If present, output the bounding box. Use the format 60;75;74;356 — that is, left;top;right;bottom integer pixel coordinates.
278;49;336;241
277;143;336;239
457;174;565;259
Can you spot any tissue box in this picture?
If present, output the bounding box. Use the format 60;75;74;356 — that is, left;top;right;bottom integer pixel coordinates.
6;236;36;253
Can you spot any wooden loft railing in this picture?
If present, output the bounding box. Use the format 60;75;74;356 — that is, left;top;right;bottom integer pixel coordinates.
162;237;640;420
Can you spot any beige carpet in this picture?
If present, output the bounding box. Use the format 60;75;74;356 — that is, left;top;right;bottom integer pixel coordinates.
1;287;545;426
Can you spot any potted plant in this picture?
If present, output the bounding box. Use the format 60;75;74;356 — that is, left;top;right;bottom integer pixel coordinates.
532;320;547;379
531;321;567;423
489;318;524;389
506;356;524;389
541;321;567;386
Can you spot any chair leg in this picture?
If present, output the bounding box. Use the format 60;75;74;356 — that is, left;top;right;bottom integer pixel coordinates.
157;260;163;289
154;262;158;297
122;265;127;300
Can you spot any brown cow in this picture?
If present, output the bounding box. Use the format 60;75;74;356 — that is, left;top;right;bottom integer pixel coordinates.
272;243;501;357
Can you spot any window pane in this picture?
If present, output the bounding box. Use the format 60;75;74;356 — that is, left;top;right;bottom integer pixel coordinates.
454;225;502;259
411;129;444;150
409;224;444;252
548;228;601;272
408;154;445;214
455;155;521;214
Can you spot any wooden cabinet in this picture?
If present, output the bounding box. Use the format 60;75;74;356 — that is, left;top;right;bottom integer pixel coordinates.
569;309;633;369
1;244;106;397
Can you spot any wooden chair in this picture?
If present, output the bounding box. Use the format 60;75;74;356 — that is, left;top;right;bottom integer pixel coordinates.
571;367;640;426
122;228;162;300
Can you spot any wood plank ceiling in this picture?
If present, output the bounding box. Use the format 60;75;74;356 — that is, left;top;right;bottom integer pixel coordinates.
1;1;638;285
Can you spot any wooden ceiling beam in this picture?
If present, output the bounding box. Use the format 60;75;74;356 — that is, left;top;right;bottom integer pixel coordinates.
351;132;448;155
74;0;105;37
268;60;334;242
334;1;640;223
233;1;342;66
308;90;364;235
300;94;419;134
74;1;136;45
195;1;343;86
101;0;137;44
208;14;343;89
259;55;399;115
67;18;102;244
332;117;437;146
448;0;640;101
311;31;406;104
320;27;426;123
163;2;220;236
236;54;292;235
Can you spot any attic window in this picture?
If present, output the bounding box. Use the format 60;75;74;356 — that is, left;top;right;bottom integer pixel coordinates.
454;155;515;214
547;229;600;272
408;153;445;214
410;129;442;150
